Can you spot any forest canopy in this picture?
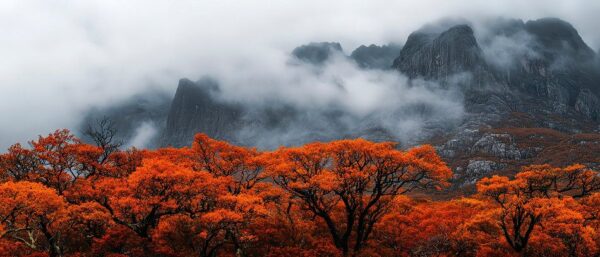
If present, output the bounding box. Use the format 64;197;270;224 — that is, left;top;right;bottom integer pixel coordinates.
0;129;599;257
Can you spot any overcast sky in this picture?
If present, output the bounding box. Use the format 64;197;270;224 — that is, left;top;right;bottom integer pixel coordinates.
1;0;599;149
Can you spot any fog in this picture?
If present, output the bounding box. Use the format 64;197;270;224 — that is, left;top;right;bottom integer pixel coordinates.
1;0;599;149
125;121;159;149
214;52;465;148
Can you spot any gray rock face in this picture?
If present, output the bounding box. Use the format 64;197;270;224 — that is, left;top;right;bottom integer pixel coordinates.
575;89;600;120
524;18;595;60
350;44;402;69
461;160;507;185
392;25;487;81
470;133;523;160
161;78;243;147
489;18;600;121
291;42;343;65
392;18;600;123
436;128;480;158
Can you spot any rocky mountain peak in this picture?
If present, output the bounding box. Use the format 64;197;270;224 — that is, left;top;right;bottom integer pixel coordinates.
95;16;600;159
291;42;343;65
161;78;242;147
393;24;485;80
437;24;476;44
524;18;595;60
350;43;402;69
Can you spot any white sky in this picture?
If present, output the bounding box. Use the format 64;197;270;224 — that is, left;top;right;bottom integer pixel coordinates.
0;0;599;149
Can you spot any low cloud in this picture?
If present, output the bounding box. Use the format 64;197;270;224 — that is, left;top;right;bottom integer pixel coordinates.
208;53;464;148
125;121;159;149
480;30;541;69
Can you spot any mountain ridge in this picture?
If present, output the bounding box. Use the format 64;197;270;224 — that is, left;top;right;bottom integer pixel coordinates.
81;17;600;186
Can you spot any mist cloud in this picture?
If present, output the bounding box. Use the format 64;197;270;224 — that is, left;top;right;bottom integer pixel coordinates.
210;52;464;148
1;0;599;149
125;121;159;149
481;30;541;69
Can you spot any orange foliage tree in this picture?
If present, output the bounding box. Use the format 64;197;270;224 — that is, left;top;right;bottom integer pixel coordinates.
263;139;452;255
0;181;66;257
146;135;269;256
1;129;600;257
476;164;600;255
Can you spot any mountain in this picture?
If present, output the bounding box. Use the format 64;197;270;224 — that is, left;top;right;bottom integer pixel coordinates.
390;18;599;126
159;78;403;148
161;78;243;147
393;24;488;81
291;42;344;65
350;43;402;69
85;17;600;189
408;18;600;189
156;41;415;148
524;18;594;60
292;41;403;69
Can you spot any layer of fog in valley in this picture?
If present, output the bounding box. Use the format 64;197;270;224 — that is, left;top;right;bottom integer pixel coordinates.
212;49;466;148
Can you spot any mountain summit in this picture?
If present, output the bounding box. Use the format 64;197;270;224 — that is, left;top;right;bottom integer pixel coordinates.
393;24;485;80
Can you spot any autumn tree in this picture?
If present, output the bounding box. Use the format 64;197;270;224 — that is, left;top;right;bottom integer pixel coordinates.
83;116;123;164
98;158;224;239
476;164;600;255
372;197;496;257
2;129;598;257
191;134;263;194
51;202;113;254
0;129;118;194
264;139;452;256
153;193;266;257
177;134;268;256
245;185;338;256
0;143;38;181
0;181;66;257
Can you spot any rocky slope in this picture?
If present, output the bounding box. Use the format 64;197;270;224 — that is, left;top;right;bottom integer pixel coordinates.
393;18;600;186
435;126;600;193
